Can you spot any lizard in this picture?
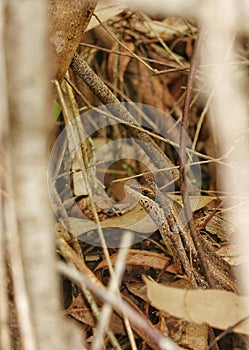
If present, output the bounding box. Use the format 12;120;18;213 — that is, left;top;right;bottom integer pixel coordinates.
125;185;238;293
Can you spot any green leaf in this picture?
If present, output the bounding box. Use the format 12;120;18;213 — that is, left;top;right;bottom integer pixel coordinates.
53;100;61;121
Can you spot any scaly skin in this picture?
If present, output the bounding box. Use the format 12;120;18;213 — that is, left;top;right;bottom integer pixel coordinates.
126;186;238;293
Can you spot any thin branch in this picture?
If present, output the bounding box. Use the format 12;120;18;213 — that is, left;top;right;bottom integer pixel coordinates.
179;28;216;288
93;13;159;74
55;79;115;271
91;232;134;350
65;76;241;167
58;261;181;350
79;42;186;70
70;52;179;181
57;235;122;350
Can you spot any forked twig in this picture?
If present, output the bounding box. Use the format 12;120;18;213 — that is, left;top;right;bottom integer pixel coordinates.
58;261;181;350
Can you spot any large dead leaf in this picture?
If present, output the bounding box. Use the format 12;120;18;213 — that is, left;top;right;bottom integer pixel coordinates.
126;282;208;349
66;203;156;236
95;249;176;273
144;277;249;335
65;194;215;236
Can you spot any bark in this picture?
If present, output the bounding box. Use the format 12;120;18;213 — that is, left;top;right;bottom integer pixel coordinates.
49;0;97;82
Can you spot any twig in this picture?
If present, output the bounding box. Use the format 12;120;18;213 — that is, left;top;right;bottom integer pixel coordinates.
91;232;135;350
57;236;122;350
93;13;159;74
79;42;186;70
65;76;240;169
141;12;187;68
54;79;115;275
208;316;249;349
179;28;216;288
70;52;179;181
58;261;181;350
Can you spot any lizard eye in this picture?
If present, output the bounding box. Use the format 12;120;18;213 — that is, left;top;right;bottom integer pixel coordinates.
142;189;149;195
141;187;155;200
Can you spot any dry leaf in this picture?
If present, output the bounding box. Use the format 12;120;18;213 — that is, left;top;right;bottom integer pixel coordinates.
157;311;208;350
66;294;126;334
131;16;196;42
126;282;148;301
172;194;214;211
107;41;135;83
86;0;126;31
66;203;157;236
217;243;248;266
144;277;249;335
65;194;215;237
95;249;176;273
126;283;208;349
